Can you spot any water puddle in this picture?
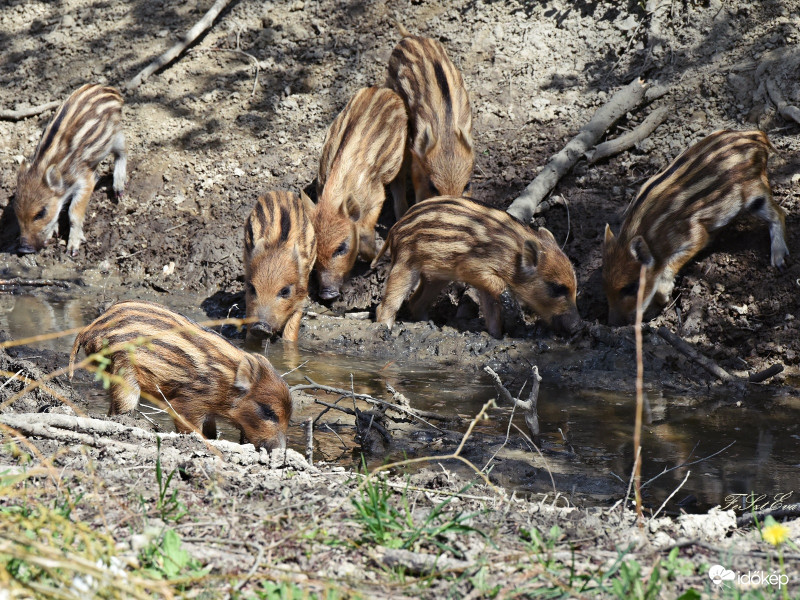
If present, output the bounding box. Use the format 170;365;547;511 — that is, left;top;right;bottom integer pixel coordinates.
2;290;798;514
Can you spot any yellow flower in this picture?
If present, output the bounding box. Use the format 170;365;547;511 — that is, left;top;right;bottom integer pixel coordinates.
763;522;790;546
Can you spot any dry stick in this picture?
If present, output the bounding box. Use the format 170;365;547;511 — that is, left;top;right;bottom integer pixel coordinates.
619;446;641;526
482;394;518;473
736;503;800;528
766;79;800;126
0;415;141;452
0;100;60;121
655;326;733;382
511;423;557;495
749;363;784;383
126;0;234;91
585;105;671;164
293;377;446;430
650;469;690;521
633;265;646;526
0;278;71;288
304;417;313;466
506;78;660;222
641;441;734;489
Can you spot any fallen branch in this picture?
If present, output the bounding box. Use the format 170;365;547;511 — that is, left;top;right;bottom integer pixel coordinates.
585;105;671;164
294;377;448;430
506;78;667;222
0;278;71;289
765;79;800;127
0;414;142;452
736;503;800;528
655;326;733;382
0;100;60;121
126;0;234;91
747;363;784;383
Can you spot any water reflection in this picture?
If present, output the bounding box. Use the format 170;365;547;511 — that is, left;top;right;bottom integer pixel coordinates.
1;292;798;513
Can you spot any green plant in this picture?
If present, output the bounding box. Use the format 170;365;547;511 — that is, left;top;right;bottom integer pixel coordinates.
350;475;486;557
251;580;349;600
138;528;207;581
608;558;662;600
152;437;187;523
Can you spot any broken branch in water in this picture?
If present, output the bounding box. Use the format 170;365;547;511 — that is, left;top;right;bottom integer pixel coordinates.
293;377;447;430
483;365;541;438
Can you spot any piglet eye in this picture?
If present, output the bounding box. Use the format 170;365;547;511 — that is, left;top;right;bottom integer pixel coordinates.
621;281;639;297
547;282;569;298
463;182;472;195
333;242;348;257
277;286;292;299
246;282;256;295
33;208;47;221
429;182;441;197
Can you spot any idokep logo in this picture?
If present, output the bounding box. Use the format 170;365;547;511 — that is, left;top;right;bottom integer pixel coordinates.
708;565;735;586
708;565;790;589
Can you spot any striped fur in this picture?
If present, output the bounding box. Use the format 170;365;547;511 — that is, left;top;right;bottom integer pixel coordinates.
313;86;407;299
603;130;788;326
386;30;473;212
15;83;126;255
373;196;579;338
69;300;292;450
244;191;317;342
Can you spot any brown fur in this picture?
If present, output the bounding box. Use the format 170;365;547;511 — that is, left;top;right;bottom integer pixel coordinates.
69;300;292;450
244;191;317;342
313;86;407;300
15;83;126;256
386;30;474;213
373;196;580;338
603;130;788;326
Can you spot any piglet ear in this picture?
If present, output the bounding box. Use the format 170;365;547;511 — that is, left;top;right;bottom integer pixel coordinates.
629;235;654;267
45;165;65;193
235;359;254;393
458;127;473;152
300;190;315;214
340;195;361;223
17;158;28;177
604;224;616;246
520;238;542;276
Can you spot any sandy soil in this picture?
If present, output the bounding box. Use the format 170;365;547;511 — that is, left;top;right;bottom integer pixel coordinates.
1;0;799;596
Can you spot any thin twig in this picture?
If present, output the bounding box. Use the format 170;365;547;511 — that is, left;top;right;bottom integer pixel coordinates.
293;377;445;431
633;264;646;526
511;423;557;495
619;446;641;526
650;469;690;520
641;441;735;489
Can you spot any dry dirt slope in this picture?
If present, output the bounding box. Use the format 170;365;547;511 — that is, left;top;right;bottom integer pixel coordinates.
0;0;799;597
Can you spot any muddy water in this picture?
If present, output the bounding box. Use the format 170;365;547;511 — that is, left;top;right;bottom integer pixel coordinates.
2;291;798;514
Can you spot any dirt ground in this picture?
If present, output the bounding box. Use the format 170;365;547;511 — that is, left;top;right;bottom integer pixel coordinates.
1;0;800;596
